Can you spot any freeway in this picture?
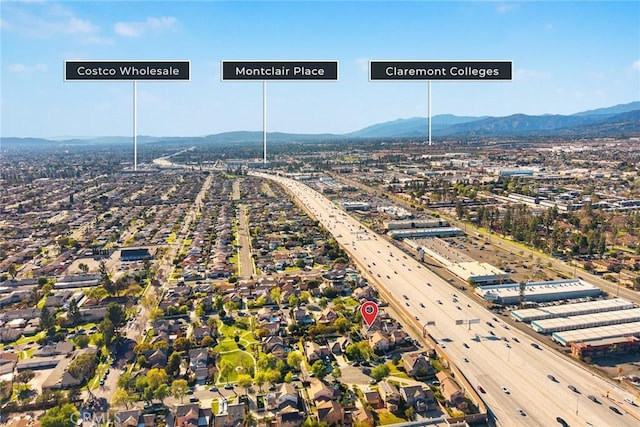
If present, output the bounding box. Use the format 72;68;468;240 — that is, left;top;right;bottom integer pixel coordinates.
256;172;640;427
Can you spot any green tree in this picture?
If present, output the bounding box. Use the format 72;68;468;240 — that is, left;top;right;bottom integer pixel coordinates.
68;352;97;383
171;379;189;403
287;351;304;371
68;299;81;326
40;306;55;331
237;373;253;396
105;302;126;327
311;360;327;380
99;318;115;347
370;364;391;381
147;368;168;390
219;359;234;384
40;403;78;427
78;263;89;274
154;383;170;403
112;388;134;409
167;352;182;377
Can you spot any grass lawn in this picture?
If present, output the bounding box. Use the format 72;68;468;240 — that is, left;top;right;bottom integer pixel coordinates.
215;340;239;352
88;362;109;390
386;362;410;379
11;332;43;347
211;399;219;414
216;349;255;383
376;410;406;425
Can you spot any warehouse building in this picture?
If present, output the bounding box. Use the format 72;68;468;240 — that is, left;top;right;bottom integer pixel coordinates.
511;298;634;323
531;308;640;334
387;227;463;239
384;219;449;231
552;321;640;346
476;279;602;306
447;261;509;286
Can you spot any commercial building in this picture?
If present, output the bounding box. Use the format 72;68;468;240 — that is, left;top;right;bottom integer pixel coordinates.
511;298;634;323
342;201;371;211
552;321;640;346
476;279;602;306
447;261;509;286
571;336;640;360
387;227;463;239
120;247;153;262
531;308;640;334
384;219;449;231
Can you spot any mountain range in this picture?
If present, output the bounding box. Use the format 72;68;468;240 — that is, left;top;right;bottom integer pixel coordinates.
2;101;639;147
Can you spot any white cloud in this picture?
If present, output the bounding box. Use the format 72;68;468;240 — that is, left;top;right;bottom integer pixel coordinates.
1;2;109;44
496;3;518;14
514;69;551;81
8;63;48;73
114;16;177;37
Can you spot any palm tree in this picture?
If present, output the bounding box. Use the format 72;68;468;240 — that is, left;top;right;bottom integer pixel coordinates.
242;411;257;427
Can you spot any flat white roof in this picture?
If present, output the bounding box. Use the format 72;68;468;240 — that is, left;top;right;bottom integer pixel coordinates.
447;261;508;281
532;308;640;333
511;298;634;322
478;279;600;299
552;321;640;346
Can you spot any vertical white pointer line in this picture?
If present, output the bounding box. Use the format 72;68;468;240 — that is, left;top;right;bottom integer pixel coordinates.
263;80;267;164
134;80;138;171
428;80;432;146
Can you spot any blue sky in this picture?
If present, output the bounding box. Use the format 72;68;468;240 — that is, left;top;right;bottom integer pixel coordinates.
1;0;639;138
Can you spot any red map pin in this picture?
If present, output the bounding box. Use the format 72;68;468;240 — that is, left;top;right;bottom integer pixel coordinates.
361;301;379;328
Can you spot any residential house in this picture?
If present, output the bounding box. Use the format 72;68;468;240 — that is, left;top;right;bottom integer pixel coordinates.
147;349;168;369
436;371;466;408
262;336;286;359
304;342;330;364
401;353;435;379
316;400;344;426
277;382;299;409
317;308;338;325
291;307;314;325
277;406;305;427
399;385;437;412
114;410;142;427
351;407;374;427
369;332;390;353
362;389;383;409
192;326;211;344
172;403;212;427
308;379;336;402
378;381;401;412
188;348;209;382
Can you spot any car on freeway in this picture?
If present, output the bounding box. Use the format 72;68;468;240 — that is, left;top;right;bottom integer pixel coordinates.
587;395;600;404
477;385;486;394
462;357;469;363
512;337;520;343
547;374;557;382
567;385;579;393
517;409;527;417
406;302;410;306
463;343;469;348
555;417;569;426
609;405;622;415
486;322;494;328
624;397;637;406
419;303;425;308
415;316;419;321
501;386;510;394
403;295;408;300
531;342;541;349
